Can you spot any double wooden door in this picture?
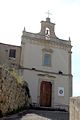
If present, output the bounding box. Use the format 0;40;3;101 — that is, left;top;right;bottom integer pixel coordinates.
40;81;52;107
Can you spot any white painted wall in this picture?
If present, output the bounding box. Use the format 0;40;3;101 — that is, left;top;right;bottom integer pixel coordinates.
23;69;70;107
53;75;69;106
22;41;69;74
23;69;39;103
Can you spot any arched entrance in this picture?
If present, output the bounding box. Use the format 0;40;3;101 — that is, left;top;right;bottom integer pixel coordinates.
40;81;52;107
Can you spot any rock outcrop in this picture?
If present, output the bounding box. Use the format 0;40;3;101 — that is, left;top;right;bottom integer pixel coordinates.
0;65;31;115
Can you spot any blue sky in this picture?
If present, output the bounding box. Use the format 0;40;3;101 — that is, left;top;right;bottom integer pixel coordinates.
0;0;80;96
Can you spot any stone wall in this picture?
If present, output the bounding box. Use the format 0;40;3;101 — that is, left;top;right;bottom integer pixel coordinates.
0;65;31;115
0;43;21;68
70;97;80;120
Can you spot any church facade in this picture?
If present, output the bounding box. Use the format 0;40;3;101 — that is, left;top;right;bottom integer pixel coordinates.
20;17;72;110
0;17;72;110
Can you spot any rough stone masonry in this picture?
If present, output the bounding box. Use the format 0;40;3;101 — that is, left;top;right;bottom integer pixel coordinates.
0;65;31;115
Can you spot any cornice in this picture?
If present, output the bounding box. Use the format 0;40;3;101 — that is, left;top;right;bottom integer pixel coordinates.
19;66;73;77
22;31;71;45
42;48;53;53
22;36;72;51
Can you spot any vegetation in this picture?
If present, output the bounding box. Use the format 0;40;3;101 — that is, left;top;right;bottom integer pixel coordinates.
0;64;31;117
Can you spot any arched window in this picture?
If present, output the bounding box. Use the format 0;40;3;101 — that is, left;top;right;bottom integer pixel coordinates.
45;27;50;36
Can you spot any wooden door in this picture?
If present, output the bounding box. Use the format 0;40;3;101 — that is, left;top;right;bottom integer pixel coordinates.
40;81;52;107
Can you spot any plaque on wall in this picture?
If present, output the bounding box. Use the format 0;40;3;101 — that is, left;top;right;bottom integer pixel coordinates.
58;87;64;96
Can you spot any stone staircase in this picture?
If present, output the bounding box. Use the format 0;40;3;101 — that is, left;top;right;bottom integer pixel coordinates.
1;109;69;120
28;109;69;120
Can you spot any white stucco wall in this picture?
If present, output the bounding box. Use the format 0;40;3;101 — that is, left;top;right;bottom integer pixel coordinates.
23;69;70;108
53;75;69;105
22;41;69;74
23;69;38;103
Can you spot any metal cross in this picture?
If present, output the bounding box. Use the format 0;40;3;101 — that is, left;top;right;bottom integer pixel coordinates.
46;10;52;18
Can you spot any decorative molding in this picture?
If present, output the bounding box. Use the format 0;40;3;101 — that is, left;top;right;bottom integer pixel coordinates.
42;48;53;53
22;37;71;51
19;66;73;77
68;51;72;54
37;73;56;78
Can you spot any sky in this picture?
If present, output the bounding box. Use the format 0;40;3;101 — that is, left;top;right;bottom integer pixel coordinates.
0;0;80;96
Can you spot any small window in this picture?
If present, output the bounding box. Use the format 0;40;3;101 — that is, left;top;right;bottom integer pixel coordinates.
43;53;51;66
9;49;16;58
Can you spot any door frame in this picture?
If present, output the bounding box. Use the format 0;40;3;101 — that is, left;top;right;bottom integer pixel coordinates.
40;80;52;107
37;76;54;107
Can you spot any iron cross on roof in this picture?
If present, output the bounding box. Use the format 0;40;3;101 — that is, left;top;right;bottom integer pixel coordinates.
46;10;52;18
